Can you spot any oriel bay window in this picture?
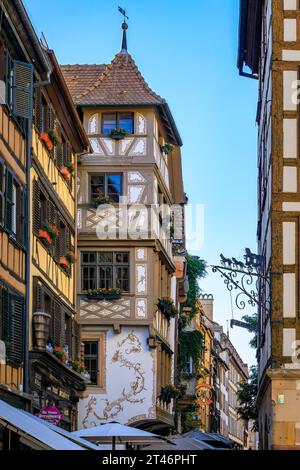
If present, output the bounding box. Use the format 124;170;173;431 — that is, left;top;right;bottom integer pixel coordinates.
81;252;129;292
90;173;122;203
101;112;134;134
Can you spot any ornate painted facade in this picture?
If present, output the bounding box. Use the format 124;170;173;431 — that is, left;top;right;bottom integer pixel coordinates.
62;22;187;433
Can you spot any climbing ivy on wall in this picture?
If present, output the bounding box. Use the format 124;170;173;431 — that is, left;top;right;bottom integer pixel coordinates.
180;254;207;325
178;330;204;372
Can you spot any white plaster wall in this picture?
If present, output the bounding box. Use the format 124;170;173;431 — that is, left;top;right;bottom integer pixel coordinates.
283;273;296;318
283;119;297;158
283;328;296;357
284;19;297;42
282;222;296;265
283;71;298;111
283;166;297;192
284;0;297;10
78;326;155;429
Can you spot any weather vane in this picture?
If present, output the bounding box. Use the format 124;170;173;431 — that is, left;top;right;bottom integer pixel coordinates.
118;6;129;22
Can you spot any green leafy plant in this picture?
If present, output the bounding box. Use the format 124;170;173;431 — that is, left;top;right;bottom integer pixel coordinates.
109;128;127;139
178;330;204;373
242;313;258;349
161;143;174;154
48;130;60;146
93;196;113;206
180;255;207;327
157;297;178;319
236;365;258;426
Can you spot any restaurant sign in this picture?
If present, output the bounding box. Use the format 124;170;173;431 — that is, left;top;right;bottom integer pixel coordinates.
37;405;64;425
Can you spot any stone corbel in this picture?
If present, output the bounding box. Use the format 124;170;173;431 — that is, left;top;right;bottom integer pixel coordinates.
147;326;157;349
113;323;121;334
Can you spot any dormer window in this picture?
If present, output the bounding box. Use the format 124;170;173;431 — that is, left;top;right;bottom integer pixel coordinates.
102;112;134;134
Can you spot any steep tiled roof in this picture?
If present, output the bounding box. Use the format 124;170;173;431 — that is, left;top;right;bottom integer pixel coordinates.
60;64;106;101
61;52;165;106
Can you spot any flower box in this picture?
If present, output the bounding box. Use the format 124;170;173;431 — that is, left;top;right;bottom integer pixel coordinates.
60;166;71;181
38;229;52;245
40;132;54;151
48;130;60;146
157;298;178;319
160;143;174;155
83;289;122;301
59;257;70;269
93;196;113;207
109;128;127;141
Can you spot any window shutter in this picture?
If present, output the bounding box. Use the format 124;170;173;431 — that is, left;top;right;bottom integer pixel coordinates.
9;294;24;364
47;200;56;256
20;189;27;247
55;126;63;168
5;49;12;108
53;301;63;346
4;168;13;233
72;320;81;359
0;161;3;225
34;86;42;131
12;60;34;119
32;179;41;234
2;288;10;346
48;106;54;132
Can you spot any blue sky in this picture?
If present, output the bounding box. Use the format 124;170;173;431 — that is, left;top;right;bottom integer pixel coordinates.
25;0;258;366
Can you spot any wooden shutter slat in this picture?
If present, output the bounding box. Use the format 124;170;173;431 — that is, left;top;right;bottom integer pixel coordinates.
54;301;63;346
4;169;13;232
0;162;3;225
9;294;24;364
32;179;41;234
34;86;42;132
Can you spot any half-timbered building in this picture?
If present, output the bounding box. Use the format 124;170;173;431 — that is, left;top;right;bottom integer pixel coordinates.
238;0;300;450
62;21;187;433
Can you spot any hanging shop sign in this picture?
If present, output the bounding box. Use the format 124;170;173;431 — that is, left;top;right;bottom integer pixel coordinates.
37;405;64;425
195;382;213;407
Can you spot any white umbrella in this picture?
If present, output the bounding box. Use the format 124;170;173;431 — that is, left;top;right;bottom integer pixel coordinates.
72;422;172;450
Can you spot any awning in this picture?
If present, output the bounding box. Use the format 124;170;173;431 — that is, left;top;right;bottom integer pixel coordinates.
0;399;84;450
20;410;103;450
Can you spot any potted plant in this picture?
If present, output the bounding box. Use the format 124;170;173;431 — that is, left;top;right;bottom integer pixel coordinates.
38;228;52;245
157;297;178;319
39;223;59;245
59;257;70;269
66;251;77;265
40;132;54;151
60;166;71;181
160;143;174;155
83;287;122;301
53;346;67;362
48;129;60;146
163;384;180;399
109;128;127;141
65;161;75;176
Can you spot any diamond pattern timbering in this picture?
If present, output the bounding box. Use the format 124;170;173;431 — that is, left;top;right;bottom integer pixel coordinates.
80;297;131;320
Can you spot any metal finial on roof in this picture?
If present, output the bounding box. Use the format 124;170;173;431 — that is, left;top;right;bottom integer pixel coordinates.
118;6;129;53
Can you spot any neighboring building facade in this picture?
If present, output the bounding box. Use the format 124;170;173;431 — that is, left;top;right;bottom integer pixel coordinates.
200;296;249;449
29;48;89;430
62;22;186;433
0;0;44;411
238;0;300;449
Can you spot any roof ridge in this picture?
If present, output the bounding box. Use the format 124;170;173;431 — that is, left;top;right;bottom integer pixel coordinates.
75;52;164;103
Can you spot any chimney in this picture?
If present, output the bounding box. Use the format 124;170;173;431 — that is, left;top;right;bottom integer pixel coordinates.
199;294;214;321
